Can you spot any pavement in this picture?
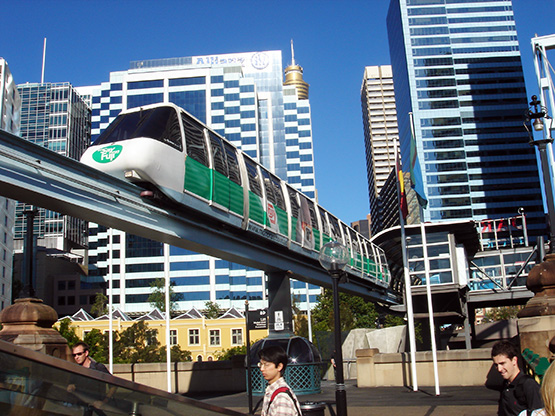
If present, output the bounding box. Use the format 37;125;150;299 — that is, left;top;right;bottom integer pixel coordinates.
199;380;500;416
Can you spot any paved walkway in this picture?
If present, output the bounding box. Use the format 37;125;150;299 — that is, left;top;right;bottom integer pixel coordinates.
200;380;499;416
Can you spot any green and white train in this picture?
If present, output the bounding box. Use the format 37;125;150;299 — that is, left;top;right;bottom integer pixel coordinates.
80;103;394;292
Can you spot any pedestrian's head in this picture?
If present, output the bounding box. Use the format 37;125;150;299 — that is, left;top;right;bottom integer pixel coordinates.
541;361;555;415
491;341;520;382
258;345;288;384
72;341;90;365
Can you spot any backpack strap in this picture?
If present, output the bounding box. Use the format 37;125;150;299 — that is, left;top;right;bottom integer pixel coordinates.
267;386;302;415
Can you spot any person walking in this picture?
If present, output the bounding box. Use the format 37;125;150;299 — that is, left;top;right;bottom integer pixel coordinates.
491;341;543;416
258;345;302;416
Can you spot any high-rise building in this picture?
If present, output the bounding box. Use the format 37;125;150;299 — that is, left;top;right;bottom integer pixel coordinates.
0;58;20;310
16;82;91;252
81;50;319;314
386;0;545;233
360;65;399;234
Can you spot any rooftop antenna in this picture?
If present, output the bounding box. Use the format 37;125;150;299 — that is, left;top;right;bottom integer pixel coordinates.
41;38;46;84
290;39;295;66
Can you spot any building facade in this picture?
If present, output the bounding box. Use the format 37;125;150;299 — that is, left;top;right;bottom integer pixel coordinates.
386;0;545;234
361;65;400;234
0;58;20;310
81;50;320;314
16;82;90;252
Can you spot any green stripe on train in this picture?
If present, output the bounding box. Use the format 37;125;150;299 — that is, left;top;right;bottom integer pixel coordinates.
184;157;211;200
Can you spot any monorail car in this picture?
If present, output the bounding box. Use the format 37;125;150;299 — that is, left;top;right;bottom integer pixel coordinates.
80;103;392;290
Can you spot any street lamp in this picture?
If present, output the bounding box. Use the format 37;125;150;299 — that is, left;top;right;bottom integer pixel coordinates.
319;240;350;416
525;95;555;253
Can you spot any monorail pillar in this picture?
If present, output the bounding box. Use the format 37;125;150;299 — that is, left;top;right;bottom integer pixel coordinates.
266;271;294;337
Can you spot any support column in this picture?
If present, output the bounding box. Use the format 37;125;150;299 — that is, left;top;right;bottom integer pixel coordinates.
266;271;294;338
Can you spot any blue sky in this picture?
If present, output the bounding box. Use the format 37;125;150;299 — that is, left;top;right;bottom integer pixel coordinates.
2;0;554;225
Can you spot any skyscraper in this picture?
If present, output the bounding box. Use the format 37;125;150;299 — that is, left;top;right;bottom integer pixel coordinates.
361;65;399;234
386;0;544;233
0;58;20;310
16;82;90;251
82;50;319;314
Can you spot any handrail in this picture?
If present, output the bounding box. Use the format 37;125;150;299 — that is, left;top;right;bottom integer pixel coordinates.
0;339;245;415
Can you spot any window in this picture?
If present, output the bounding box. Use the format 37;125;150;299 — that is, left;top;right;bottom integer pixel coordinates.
170;329;178;346
232;329;243;345
189;329;200;345
210;329;221;346
146;330;158;346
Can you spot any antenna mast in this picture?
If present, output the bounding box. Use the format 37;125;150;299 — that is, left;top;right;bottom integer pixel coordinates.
41;38;47;84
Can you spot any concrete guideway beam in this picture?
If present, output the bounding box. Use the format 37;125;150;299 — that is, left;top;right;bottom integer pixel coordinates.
0;130;399;305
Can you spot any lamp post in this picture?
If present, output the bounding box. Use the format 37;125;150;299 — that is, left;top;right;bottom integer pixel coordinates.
319;241;349;416
525;95;555;252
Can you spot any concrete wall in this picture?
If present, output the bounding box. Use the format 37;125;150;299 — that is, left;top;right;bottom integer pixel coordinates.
356;348;493;387
112;355;246;394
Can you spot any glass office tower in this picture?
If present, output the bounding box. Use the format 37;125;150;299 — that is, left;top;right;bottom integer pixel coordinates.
0;58;20;310
16;82;90;251
386;0;544;234
81;50;319;314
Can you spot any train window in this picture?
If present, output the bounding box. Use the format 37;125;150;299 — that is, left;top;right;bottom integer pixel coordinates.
287;187;300;219
223;142;241;186
327;214;343;243
182;114;208;167
318;207;329;235
208;132;228;177
244;158;263;197
260;170;286;211
95;106;183;152
299;195;318;229
260;169;277;206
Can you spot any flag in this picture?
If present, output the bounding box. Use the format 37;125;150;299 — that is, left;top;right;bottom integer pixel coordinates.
409;112;428;209
396;147;409;220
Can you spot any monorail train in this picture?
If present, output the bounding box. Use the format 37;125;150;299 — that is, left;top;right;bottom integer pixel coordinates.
80;103;393;291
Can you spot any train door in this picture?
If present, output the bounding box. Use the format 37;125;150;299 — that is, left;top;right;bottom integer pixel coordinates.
297;195;320;252
259;168;288;236
182;114;211;200
206;131;244;217
286;186;302;247
242;156;265;226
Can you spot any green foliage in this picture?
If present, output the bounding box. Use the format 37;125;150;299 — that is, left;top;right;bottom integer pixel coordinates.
90;292;108;318
158;345;192;362
84;328;108;363
215;345;247;361
56;318;80;347
147;278;183;313
202;301;223;319
482;306;523;323
311;289;381;332
116;321;160;363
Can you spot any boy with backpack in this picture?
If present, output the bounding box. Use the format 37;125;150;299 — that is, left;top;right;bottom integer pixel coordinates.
258;345;302;416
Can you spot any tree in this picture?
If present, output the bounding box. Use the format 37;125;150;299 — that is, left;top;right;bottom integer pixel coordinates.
482;306;523;323
202;301;223;319
84;328;109;363
158;345;192;362
291;294;309;338
117;321;161;363
56;318;80;347
147;278;183;313
90;292;108;318
215;345;247;361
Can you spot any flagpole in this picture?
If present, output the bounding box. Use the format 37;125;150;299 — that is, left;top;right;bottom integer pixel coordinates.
394;140;418;391
420;211;440;396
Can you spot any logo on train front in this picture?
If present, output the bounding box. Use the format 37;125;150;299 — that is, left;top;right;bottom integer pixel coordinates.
93;145;123;163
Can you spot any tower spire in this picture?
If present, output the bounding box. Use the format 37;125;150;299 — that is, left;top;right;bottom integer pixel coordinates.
283;40;309;100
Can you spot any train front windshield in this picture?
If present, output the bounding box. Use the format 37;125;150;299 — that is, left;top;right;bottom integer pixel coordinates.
94;106;183;151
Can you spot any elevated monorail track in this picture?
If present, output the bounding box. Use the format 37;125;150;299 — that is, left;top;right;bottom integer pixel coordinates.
0;130;400;304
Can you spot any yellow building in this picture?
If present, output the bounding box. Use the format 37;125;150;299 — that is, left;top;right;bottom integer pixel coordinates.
59;307;268;361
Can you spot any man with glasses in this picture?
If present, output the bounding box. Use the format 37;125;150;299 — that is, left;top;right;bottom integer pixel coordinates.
68;342;113;415
70;342;110;374
258;345;301;416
